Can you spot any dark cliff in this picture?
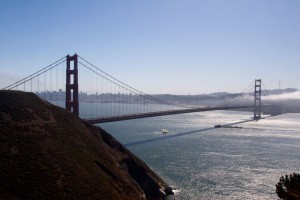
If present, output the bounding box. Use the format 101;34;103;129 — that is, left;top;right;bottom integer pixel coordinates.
0;91;173;200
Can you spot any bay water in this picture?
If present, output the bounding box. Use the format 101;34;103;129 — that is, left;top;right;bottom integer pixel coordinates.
99;110;300;199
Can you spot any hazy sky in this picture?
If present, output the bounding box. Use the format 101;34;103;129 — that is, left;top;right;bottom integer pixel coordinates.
0;0;299;94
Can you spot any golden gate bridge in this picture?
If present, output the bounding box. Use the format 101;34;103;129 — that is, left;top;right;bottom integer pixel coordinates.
1;54;281;124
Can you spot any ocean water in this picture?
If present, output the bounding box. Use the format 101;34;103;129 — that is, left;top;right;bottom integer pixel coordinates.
99;110;300;199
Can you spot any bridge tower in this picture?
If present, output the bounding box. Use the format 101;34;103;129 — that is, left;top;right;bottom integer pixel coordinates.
65;54;79;116
253;79;261;120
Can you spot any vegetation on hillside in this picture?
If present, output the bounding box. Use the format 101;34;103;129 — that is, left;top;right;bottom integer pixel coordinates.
276;173;300;200
0;91;173;200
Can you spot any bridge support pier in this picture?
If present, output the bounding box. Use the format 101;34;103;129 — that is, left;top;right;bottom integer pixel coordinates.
65;54;79;116
253;79;261;120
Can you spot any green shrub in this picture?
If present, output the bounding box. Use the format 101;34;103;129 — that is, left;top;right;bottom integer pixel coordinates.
276;173;300;200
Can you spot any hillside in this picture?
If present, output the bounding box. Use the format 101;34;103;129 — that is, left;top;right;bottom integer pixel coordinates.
0;91;173;200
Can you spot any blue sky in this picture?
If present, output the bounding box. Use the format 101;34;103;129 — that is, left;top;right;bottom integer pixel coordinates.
0;0;299;94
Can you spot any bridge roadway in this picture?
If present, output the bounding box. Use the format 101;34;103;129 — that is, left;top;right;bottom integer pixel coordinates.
84;105;273;124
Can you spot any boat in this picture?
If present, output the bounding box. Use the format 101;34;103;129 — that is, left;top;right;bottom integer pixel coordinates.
214;124;242;129
162;129;169;134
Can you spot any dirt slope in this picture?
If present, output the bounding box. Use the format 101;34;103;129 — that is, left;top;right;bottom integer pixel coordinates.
0;91;173;200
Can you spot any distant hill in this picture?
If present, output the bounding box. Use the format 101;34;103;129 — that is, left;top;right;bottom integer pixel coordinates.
263;88;298;95
153;88;300;112
154;88;299;103
0;91;173;200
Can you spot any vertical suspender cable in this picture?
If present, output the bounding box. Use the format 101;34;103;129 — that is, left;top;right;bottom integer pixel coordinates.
37;75;39;94
44;72;46;99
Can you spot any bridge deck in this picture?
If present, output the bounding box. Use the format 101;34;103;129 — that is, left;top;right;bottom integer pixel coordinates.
84;105;273;124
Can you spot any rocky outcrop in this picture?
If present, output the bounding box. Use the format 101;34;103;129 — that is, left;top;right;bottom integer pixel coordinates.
0;91;173;200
